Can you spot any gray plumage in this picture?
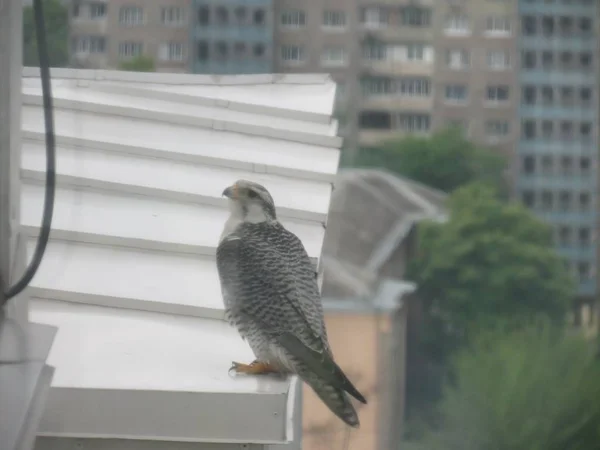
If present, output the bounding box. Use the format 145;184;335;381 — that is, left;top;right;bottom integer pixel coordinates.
216;179;367;428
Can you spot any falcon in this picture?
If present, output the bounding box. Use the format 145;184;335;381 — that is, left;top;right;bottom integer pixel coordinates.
216;179;367;428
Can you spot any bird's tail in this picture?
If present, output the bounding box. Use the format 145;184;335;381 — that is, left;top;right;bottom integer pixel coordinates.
305;376;360;428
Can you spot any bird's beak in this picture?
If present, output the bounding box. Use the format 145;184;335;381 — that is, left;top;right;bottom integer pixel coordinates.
222;184;237;199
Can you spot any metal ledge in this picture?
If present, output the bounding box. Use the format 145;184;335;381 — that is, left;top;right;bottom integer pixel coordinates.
0;320;57;450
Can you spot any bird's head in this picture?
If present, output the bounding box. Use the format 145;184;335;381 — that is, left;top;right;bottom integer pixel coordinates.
222;180;277;223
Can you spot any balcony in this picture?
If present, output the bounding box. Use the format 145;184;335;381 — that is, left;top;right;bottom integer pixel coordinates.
520;69;596;85
557;246;596;260
518;139;597;153
516;175;597;191
519;2;597;15
521;35;597;52
194;24;272;41
520;105;597;121
528;209;596;224
193;59;272;74
578;278;596;297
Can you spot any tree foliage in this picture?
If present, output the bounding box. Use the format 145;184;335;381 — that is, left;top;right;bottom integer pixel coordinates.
23;0;69;67
350;127;507;194
416;322;600;450
119;56;156;72
404;183;575;430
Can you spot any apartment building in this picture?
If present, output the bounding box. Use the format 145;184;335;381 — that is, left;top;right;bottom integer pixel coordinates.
432;0;518;168
192;0;273;74
69;0;191;72
516;0;598;301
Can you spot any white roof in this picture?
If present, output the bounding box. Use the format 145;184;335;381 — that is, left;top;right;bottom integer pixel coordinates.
21;68;340;446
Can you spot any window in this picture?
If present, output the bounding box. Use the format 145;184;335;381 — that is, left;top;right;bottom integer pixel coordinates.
580;122;592;140
445;14;470;34
577;261;591;280
159;42;184;61
197;6;209;25
487;50;510;69
400;7;431;26
578;228;591;248
446;49;470;69
560;121;574;139
560;51;574;69
196;41;209;61
215;41;228;58
561;86;575;105
485;121;510;139
281;10;305;27
522;120;536;139
118;41;143;58
281;45;304;63
541;190;553;211
522;190;535;207
363;42;387;61
399;78;430;97
580;52;592;70
541;120;554;139
359;110;391;129
580;157;591;176
90;3;106;19
161;7;185;26
541;51;554;69
394;113;430;132
234;6;247;23
321;47;348;67
522;16;536;35
233;42;246;58
406;44;425;61
253;9;265;25
362;77;393;96
253;43;265;57
558;191;571;211
445;84;468;102
560;156;573;175
486;85;509;102
523;155;536;174
72;3;80;17
523;86;536;104
541;155;553;174
541;85;554;104
580;87;592;105
360;6;389;28
216;6;228;24
323;10;346;28
119;6;143;25
558;226;571;245
541;16;555;35
72;36;106;54
579;192;591;211
559;16;574;35
522;51;536;69
485;16;511;35
579;17;592;34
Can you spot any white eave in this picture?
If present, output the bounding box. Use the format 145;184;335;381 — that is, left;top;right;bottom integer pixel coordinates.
20;68;340;447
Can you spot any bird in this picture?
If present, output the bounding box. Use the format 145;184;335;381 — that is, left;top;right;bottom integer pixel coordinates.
216;179;367;428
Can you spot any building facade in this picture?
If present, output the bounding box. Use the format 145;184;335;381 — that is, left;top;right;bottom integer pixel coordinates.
516;0;598;299
191;0;274;74
69;0;191;72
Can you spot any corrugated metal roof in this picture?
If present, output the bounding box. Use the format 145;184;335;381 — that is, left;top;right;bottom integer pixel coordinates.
20;68;340;446
322;169;446;300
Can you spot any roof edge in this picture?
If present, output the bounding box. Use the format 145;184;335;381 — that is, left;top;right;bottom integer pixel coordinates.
22;67;335;86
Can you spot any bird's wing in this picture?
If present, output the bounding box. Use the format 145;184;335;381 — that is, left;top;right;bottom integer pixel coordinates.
216;226;366;404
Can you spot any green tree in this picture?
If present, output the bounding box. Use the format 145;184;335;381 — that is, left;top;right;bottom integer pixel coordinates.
350;127;507;194
119;55;156;72
404;183;575;431
23;0;69;67
416;322;600;450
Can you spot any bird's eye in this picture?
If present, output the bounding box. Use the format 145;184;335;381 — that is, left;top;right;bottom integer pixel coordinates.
247;190;258;199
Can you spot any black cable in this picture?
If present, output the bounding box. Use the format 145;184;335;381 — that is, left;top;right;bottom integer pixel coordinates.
1;0;55;306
